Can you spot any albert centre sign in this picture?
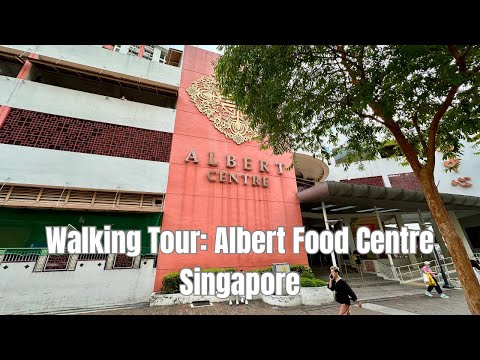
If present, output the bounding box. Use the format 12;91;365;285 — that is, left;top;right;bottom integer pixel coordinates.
185;149;284;188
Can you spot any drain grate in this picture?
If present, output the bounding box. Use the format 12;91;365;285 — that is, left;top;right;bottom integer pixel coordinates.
190;301;213;308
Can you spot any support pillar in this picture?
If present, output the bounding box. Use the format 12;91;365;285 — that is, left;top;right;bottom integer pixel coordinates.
322;201;337;267
430;220;451;257
394;214;418;265
374;206;394;267
447;211;475;258
375;206;398;280
343;217;356;259
138;45;145;59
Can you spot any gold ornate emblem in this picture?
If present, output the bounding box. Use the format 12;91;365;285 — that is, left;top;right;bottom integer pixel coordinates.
186;75;257;145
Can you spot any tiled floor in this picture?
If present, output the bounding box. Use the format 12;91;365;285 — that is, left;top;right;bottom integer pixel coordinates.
78;284;470;316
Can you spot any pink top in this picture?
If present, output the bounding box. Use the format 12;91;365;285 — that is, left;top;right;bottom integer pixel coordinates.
421;265;434;274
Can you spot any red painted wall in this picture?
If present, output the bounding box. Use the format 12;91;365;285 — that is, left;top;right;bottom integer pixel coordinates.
154;46;307;291
340;176;385;187
0;108;172;162
388;172;421;191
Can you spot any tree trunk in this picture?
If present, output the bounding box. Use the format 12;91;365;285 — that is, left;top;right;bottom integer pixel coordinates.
417;168;480;315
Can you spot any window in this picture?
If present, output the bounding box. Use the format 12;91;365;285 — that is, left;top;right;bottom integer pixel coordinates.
157;50;167;63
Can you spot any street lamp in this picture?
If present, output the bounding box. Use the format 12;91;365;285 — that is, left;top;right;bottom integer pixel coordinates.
432;242;454;289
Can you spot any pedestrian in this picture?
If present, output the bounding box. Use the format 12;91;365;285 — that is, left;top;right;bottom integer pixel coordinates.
327;265;362;315
421;261;449;298
352;250;362;273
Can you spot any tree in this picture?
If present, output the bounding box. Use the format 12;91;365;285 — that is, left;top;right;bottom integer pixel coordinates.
214;45;480;314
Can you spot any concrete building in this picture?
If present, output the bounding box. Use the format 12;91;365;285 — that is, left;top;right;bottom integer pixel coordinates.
0;45;306;314
0;45;478;314
0;45;181;313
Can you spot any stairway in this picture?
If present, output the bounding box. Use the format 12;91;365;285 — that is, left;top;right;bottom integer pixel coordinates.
341;271;399;288
312;267;400;288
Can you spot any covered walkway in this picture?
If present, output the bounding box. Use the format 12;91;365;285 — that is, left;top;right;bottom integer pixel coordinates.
297;181;480;281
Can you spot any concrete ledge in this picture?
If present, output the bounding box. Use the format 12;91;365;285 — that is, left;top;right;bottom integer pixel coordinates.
300;287;335;305
150;292;263;306
150;287;335;307
262;294;303;307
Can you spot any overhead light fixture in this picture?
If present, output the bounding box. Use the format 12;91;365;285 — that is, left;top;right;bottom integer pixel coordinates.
376;208;401;213
310;204;336;211
331;206;357;212
356;208;383;213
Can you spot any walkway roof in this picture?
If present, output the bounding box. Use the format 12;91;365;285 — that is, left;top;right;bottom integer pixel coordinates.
298;181;480;215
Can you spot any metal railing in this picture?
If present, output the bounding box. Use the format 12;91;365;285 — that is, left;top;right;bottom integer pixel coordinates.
0;248;47;263
0;247;156;271
373;260;397;280
78;253;109;261
393;257;456;284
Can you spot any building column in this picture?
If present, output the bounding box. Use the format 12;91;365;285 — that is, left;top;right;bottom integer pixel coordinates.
343;217;356;258
321;202;337;267
0;106;11;129
382;174;392;187
447;211;475;258
138;45;145;59
394;214;418;264
374;206;394;266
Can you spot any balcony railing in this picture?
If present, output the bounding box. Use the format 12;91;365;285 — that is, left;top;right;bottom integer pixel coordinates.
0;248;156;271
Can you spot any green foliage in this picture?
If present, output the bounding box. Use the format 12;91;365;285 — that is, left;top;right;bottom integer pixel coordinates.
214;45;480;169
161;267;236;293
300;277;327;287
161;265;323;293
251;267;272;274
290;264;313;274
298;271;315;279
161;272;183;294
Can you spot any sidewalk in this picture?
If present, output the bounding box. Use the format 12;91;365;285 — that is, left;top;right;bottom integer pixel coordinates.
78;284;470;315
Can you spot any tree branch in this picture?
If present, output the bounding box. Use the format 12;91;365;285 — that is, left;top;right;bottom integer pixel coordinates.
336;45;360;86
353;110;384;124
336;45;422;171
426;85;459;173
358;46;366;81
461;45;472;58
412;111;428;153
384;120;423;172
471;64;480;74
448;45;467;73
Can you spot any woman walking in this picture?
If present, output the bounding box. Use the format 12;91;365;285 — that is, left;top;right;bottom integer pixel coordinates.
327;265;362;315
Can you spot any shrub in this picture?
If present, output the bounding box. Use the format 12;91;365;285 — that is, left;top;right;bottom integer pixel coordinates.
162;272;182;294
161;265;326;294
300;277;327;287
251;267;272;274
290;264;311;274
299;271;315;279
161;267;236;294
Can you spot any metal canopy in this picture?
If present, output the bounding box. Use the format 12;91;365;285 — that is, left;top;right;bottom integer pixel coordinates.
298;181;480;214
